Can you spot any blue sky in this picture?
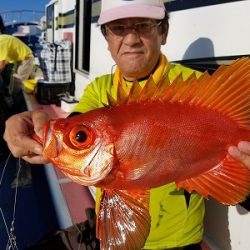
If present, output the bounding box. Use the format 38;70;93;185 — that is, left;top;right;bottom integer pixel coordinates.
0;0;49;12
0;0;49;22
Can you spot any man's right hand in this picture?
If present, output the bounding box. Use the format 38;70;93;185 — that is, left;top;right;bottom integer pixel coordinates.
4;111;50;164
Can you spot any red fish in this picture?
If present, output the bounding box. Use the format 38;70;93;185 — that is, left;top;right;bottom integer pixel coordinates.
34;58;250;250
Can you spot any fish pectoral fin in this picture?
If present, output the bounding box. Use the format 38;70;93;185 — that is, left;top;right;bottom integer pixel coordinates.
97;189;150;250
176;154;250;205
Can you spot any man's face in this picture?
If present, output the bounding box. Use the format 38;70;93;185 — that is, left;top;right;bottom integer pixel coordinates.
104;18;167;81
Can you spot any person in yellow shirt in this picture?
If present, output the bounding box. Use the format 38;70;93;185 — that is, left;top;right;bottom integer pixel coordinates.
2;0;250;249
0;34;34;82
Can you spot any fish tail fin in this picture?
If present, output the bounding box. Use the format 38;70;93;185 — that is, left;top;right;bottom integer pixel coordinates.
176;154;250;205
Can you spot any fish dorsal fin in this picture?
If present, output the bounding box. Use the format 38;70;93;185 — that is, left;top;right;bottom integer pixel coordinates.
138;75;158;102
173;71;210;103
176;154;250;205
107;93;117;107
151;74;171;100
117;79;130;105
190;58;250;129
97;189;150;250
157;73;184;102
111;58;250;128
127;80;143;104
107;79;132;106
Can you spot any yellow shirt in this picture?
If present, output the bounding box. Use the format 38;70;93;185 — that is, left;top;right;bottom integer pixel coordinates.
72;62;205;249
0;34;33;63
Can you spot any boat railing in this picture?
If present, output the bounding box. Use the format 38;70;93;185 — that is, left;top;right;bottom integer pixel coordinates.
0;10;45;25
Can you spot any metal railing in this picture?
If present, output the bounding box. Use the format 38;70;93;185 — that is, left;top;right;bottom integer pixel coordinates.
0;10;45;25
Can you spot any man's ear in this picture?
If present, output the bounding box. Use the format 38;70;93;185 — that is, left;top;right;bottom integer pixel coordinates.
161;33;167;45
160;23;169;45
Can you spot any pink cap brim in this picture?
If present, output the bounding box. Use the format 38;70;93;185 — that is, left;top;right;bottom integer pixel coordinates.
98;4;165;25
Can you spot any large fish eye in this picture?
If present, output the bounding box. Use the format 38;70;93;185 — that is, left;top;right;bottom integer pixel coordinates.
68;125;94;149
75;130;88;143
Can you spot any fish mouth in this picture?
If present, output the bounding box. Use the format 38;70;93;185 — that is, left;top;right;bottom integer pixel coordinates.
43;121;61;158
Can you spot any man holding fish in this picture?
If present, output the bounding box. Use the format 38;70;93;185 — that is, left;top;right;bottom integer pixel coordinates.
3;0;250;249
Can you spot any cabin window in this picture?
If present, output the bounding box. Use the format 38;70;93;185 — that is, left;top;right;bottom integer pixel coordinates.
165;0;245;12
46;5;54;29
75;0;91;73
46;4;55;42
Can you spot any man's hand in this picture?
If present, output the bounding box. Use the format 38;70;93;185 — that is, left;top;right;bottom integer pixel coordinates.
228;141;250;169
4;111;50;164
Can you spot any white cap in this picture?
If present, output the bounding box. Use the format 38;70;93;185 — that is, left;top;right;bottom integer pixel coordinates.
98;0;166;25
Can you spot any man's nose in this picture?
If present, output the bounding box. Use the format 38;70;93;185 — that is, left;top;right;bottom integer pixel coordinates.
122;29;141;45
